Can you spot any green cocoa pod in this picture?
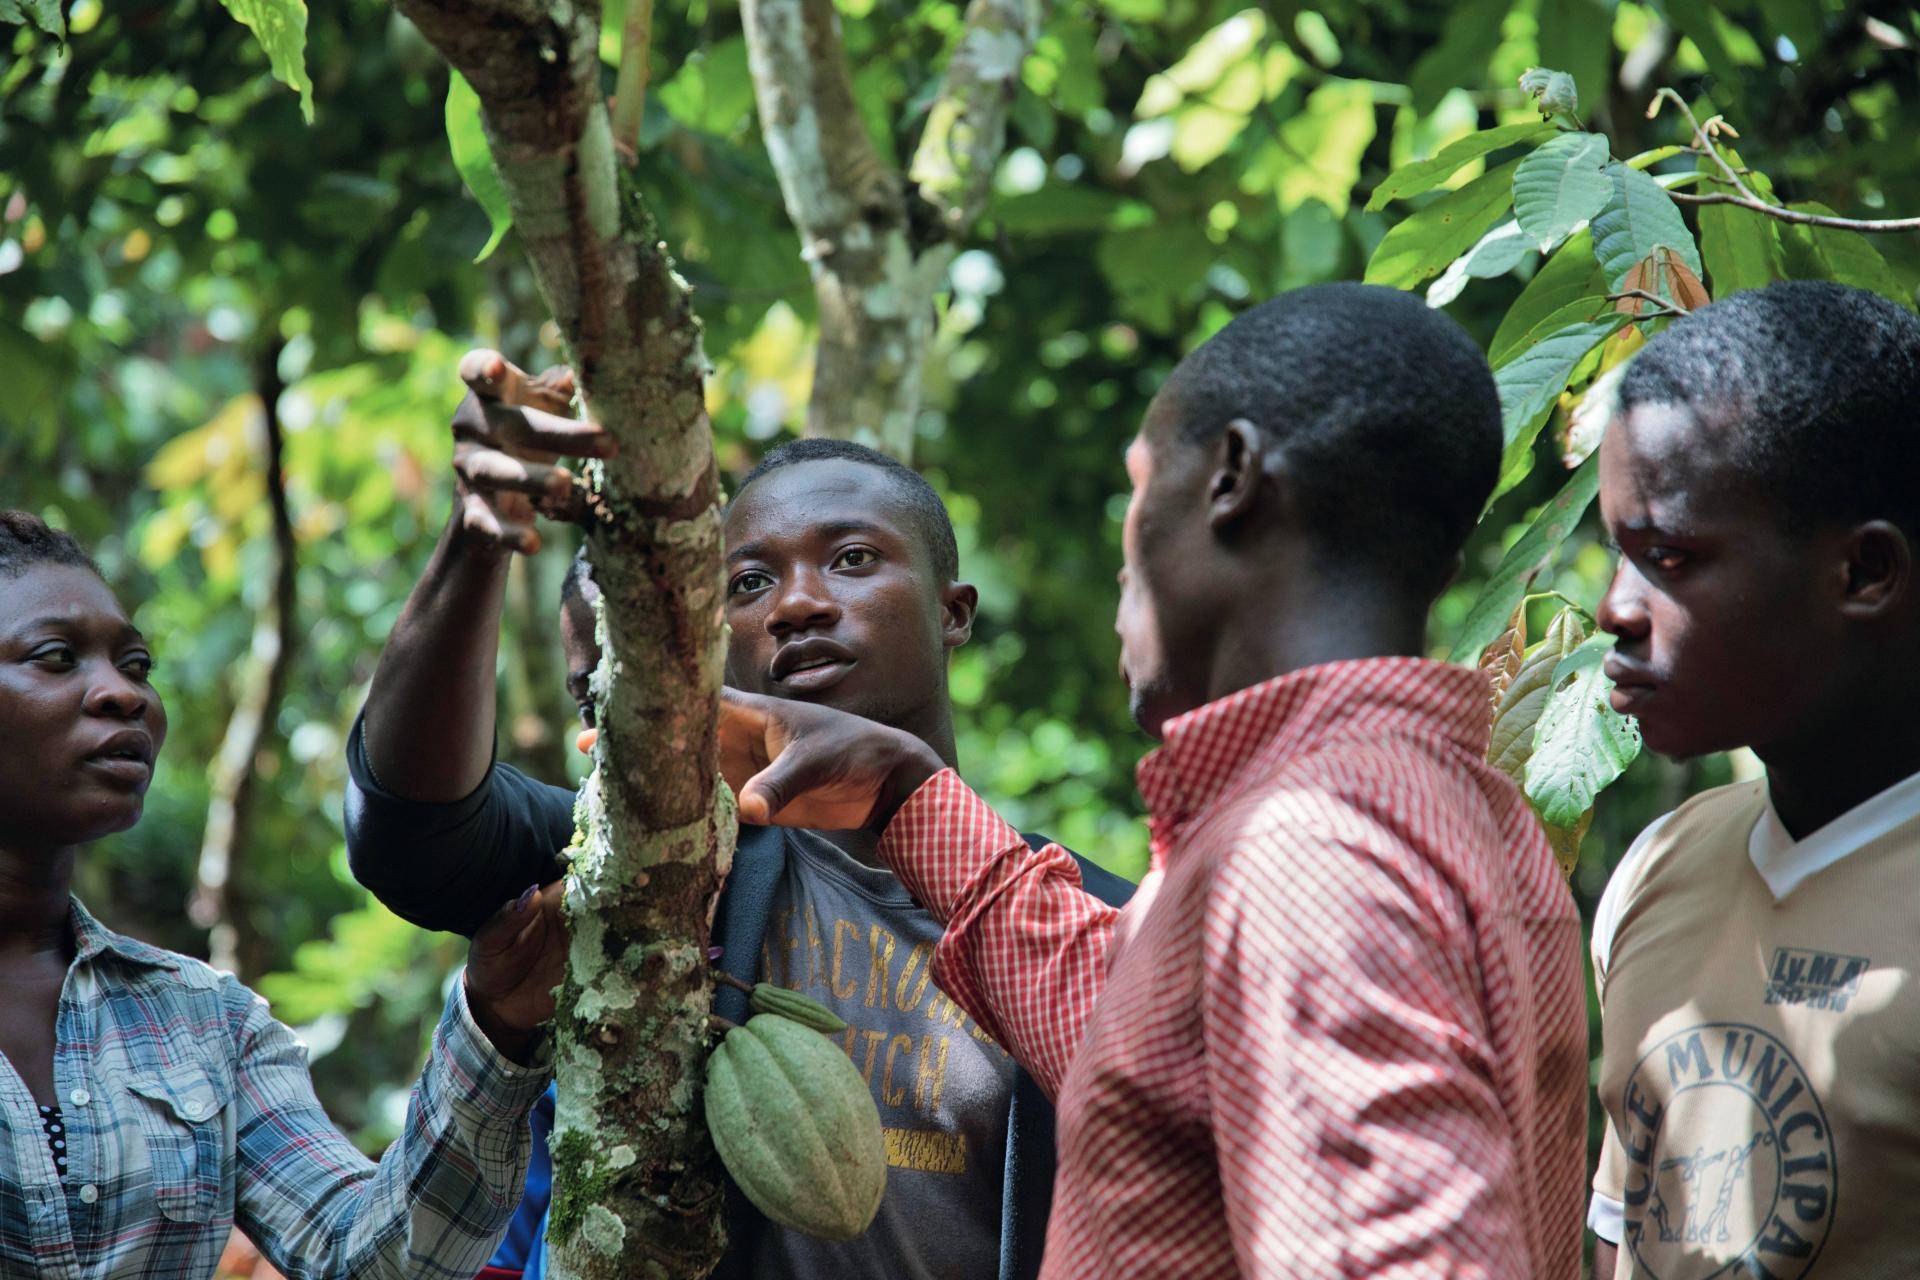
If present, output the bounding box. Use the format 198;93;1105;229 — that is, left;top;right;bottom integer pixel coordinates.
704;1014;886;1241
749;983;848;1033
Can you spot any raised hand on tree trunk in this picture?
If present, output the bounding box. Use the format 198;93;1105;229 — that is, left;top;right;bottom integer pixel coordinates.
450;350;613;555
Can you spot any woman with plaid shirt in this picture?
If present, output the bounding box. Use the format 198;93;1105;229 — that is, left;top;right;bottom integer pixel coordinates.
0;510;562;1280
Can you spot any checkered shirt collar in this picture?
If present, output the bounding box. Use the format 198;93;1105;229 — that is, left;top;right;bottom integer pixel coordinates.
67;896;180;971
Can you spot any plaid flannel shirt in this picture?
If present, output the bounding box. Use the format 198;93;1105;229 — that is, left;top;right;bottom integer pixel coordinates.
0;899;550;1280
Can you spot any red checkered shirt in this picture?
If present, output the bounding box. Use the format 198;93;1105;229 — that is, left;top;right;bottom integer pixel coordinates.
878;658;1587;1278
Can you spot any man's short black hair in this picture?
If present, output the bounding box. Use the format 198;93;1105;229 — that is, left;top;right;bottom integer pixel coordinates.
1620;280;1920;538
734;437;960;583
1159;282;1500;595
0;510;100;581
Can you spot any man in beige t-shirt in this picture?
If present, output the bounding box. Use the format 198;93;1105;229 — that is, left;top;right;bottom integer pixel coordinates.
1589;774;1920;1278
1584;283;1920;1279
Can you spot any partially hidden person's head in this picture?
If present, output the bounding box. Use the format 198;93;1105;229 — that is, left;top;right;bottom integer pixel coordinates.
1598;280;1920;760
558;438;976;757
0;511;166;853
1118;282;1501;738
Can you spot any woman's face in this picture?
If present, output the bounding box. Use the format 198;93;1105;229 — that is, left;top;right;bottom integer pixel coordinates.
0;563;167;851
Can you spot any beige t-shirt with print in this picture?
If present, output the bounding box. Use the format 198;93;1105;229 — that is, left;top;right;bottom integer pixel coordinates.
1589;772;1920;1280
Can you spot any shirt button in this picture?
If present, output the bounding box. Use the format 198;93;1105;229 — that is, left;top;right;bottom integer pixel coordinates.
78;1184;98;1204
184;1100;208;1120
68;1088;90;1107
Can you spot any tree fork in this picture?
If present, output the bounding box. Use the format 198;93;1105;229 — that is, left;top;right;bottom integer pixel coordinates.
392;0;735;1275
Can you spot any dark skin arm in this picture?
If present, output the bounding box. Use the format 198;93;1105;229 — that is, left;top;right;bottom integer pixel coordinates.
362;353;612;801
717;687;944;831
1594;1240;1617;1278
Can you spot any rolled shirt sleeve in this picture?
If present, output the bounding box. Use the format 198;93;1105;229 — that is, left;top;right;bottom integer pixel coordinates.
877;769;1121;1099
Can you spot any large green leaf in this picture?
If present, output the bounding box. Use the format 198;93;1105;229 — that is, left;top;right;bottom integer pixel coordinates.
1695;149;1783;299
1491;316;1626;500
1364;158;1522;290
0;0;63;39
1589;162;1701;288
1446;453;1600;664
1366;123;1556;211
1491;295;1615;370
1489;230;1607;364
219;0;314;123
1526;635;1643;826
1513;132;1612;253
445;72;513;263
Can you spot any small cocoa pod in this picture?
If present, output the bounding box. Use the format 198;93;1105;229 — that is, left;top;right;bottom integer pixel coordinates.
749;983;848;1033
705;1014;886;1241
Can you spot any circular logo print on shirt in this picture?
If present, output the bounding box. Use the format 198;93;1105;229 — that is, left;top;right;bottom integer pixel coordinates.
1619;1023;1836;1280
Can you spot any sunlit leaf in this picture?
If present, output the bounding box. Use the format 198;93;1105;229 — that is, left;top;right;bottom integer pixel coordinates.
1527;634;1643;827
1367;123;1555;211
1489;230;1608;364
1590;162;1702;288
1491;316;1625;500
0;0;64;39
1272;81;1376;214
445;71;513;263
1427;220;1530;307
219;0;314;123
1491;294;1614;369
1513;131;1611;253
1365;158;1522;290
1446;453;1600;664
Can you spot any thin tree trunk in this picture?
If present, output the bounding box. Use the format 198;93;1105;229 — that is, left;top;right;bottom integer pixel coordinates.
499;545;573;782
391;1;734;1275
189;337;295;980
742;0;1044;461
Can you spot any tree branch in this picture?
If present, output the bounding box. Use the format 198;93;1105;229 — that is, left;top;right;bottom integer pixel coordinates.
1607;288;1689;319
611;0;654;156
190;338;295;980
741;0;1045;459
1650;86;1920;233
909;0;1043;235
392;0;731;1274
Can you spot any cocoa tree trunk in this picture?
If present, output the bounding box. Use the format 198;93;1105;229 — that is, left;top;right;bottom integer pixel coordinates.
392;1;734;1274
189;336;294;980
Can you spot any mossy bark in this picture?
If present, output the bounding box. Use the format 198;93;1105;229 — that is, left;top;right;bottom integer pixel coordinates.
391;0;734;1274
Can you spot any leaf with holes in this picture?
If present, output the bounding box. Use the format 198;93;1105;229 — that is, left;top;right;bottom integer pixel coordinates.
1366;123;1556;211
1590;162;1701;288
1488;607;1587;784
1526;634;1643;827
219;0;314;122
1491;316;1625;500
446;72;514;263
1513;132;1612;252
1365;159;1523;290
1446;454;1600;664
1478;601;1528;728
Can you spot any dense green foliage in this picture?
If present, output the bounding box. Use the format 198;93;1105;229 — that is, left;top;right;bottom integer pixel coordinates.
4;0;1918;1155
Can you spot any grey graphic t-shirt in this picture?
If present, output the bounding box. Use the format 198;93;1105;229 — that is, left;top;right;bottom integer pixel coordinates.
738;828;1015;1280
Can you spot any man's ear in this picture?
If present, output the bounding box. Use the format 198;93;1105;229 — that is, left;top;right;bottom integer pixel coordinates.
1207;418;1265;532
941;582;979;649
1839;521;1912;620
